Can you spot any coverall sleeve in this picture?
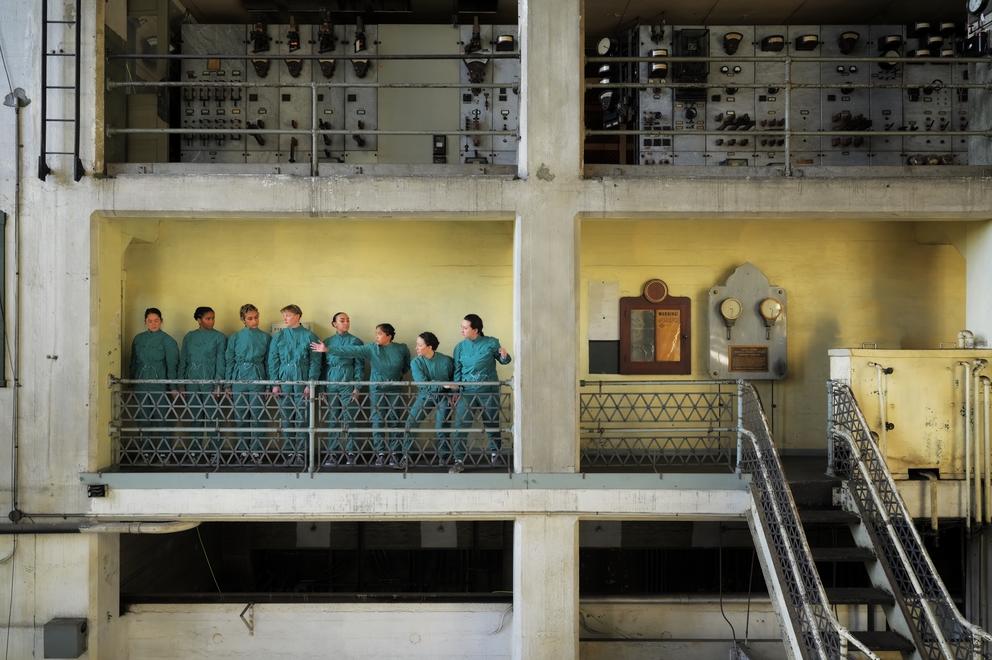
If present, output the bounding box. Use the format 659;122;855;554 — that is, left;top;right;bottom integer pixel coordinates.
165;336;180;380
350;336;364;382
267;333;282;379
327;343;371;359
452;343;463;382
411;357;428;383
215;335;226;380
179;334;190;379
495;338;512;365
307;332;323;380
225;333;236;380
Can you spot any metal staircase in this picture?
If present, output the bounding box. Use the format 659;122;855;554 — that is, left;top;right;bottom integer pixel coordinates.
827;381;992;659
738;381;878;659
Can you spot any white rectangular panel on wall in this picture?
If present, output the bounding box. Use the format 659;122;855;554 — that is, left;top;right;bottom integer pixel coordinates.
588;280;620;341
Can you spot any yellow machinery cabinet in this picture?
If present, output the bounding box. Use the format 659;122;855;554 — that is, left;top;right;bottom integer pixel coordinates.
829;349;992;480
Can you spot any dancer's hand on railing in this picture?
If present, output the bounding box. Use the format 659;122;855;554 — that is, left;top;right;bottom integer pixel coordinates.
271;385;281;395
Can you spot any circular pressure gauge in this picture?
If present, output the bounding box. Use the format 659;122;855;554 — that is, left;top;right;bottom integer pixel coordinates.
597;37;614;56
719;297;743;321
970;0;990;16
759;297;783;323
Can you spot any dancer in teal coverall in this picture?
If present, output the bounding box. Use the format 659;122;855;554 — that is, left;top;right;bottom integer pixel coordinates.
225;304;271;458
404;332;454;467
319;311;364;465
268;305;322;458
312;323;409;467
129;307;180;459
180;306;227;424
452;314;511;472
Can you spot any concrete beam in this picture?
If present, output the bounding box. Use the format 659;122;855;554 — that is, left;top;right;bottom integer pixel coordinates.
80;472;751;519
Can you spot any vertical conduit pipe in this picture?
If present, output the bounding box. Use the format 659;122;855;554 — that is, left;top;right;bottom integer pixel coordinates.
961;361;973;534
984;376;991;526
868;362;890;457
974;361;987;527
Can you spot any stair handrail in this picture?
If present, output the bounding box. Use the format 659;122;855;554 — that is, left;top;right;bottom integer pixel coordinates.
738;381;877;660
828;380;992;659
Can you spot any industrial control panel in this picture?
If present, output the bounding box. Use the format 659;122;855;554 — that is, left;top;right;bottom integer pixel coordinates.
632;23;981;168
179;21;520;166
458;22;520;165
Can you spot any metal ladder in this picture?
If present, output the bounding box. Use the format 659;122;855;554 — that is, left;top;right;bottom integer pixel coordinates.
39;0;84;181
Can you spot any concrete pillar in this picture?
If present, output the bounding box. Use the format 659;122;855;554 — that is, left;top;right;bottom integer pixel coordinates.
513;202;581;473
511;515;579;660
519;0;582;179
966;220;992;345
513;0;583;473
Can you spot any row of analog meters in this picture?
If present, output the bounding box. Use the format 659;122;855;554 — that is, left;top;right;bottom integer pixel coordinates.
719;297;784;340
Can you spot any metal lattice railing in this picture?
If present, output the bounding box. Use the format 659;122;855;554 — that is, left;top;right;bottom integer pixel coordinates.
828;381;992;659
580;380;738;469
110;377;512;472
739;381;876;660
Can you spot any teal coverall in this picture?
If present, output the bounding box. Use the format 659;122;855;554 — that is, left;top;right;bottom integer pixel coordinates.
226;327;271;453
326;341;410;454
453;335;511;460
267;326;322;452
321;331;364;456
180;328;227;421
404;352;454;460
129;329;180;455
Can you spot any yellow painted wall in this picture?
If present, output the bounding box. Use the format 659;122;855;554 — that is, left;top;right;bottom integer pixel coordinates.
119;218;515;370
580;219;966;450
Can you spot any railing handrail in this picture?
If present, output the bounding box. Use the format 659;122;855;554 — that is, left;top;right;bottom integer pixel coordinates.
580;379;738;387
111;377;509;387
828;381;992;657
738;380;877;660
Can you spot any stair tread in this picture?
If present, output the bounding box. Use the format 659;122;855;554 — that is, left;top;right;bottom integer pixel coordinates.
825;587;894;605
849;630;916;653
811;546;875;562
799;509;860;524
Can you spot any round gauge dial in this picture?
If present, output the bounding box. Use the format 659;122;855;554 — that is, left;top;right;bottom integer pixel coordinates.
970;0;990;15
642;278;669;303
597;37;614;56
759;297;783;322
719;297;743;321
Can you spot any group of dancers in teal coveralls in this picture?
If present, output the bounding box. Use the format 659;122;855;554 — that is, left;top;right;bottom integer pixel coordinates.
129;304;511;471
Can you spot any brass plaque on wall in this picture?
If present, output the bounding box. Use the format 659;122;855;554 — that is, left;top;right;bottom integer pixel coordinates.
729;345;769;372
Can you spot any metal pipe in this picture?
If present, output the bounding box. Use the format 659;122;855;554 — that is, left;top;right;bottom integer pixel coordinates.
784;58;792;177
585;129;992;137
108;52;521;61
38;0;49;180
0;521;199;535
108;81;517;89
961;361;973;534
107;128;517;137
80;521;200;534
974;361;988;525
984;376;991;525
586;55;992;64
308;380;316;475
72;0;82;181
580;379;736;386
867;362;892;458
585;81;992;90
310;82;318;177
113;378;508;387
